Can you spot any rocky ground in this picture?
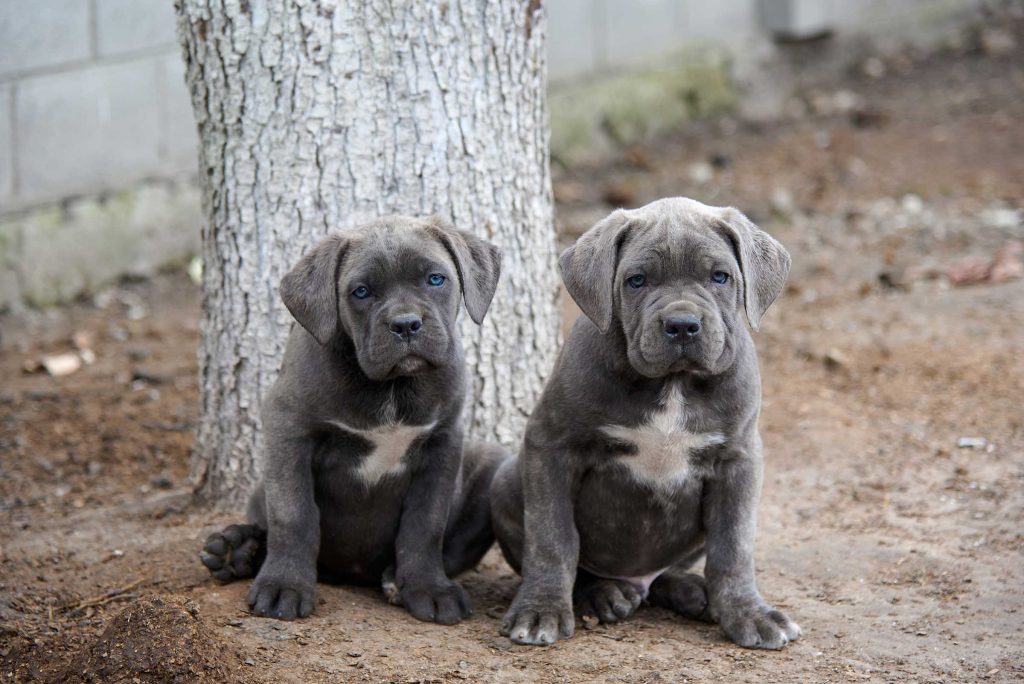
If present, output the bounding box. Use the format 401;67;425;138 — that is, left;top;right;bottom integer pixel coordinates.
2;16;1023;684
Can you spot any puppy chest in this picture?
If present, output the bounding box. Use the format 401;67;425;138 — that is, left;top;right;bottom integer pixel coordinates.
327;419;436;485
599;387;724;489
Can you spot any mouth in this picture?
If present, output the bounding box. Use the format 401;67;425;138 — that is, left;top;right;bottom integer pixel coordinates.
390;354;430;376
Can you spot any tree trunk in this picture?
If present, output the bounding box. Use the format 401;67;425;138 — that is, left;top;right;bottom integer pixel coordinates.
175;0;558;508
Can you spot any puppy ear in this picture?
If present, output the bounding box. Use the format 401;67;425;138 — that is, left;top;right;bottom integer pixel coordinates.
279;234;348;345
428;219;502;325
559;210;632;334
716;208;791;331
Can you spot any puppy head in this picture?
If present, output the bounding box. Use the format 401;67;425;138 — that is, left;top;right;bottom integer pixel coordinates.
559;197;790;378
280;216;501;381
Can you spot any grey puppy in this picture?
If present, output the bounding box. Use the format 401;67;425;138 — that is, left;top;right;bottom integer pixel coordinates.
200;215;507;625
491;197;800;648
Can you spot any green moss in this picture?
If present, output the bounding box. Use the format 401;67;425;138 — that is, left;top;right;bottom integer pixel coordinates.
550;48;736;166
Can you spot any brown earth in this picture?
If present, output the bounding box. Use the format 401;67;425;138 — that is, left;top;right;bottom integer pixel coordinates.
2;21;1023;684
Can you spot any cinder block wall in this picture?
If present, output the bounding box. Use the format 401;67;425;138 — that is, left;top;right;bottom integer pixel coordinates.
0;0;985;310
0;0;200;308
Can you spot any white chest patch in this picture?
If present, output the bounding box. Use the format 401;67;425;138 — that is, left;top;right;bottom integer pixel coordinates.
327;418;437;486
600;385;725;490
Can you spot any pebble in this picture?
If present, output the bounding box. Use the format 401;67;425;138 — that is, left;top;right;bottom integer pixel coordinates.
979;27;1016;56
956;437;987;449
687;162;714;185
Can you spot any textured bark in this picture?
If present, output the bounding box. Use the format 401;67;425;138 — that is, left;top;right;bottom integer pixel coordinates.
175;0;558;507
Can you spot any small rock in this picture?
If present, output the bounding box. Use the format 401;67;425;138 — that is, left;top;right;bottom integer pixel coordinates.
187;256;204;286
832;89;862;114
581;614;600;630
79;348;97;365
956;437;987;449
823;349;847;372
708;152;732;169
151;475;174;490
862;57;886;79
347;650;362;658
770;187;795;216
132;369;169;385
41;353;82;378
900;194;924;214
244;657;255;666
979;27;1016;56
687;162;714;185
980;207;1022;230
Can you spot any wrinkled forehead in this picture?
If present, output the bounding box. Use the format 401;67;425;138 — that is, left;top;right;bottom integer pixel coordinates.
619;201;736;270
340;220;455;278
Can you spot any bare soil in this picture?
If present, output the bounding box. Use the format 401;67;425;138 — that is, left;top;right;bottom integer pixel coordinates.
2;23;1023;684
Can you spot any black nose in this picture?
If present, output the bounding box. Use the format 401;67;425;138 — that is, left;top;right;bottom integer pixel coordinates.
663;314;701;340
389;314;422;339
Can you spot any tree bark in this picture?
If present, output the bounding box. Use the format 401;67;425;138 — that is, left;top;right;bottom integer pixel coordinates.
176;0;558;508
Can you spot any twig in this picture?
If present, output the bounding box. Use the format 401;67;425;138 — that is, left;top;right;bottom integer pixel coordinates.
65;579;144;613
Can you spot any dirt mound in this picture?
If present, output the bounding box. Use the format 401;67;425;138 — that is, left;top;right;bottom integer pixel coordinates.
59;596;243;683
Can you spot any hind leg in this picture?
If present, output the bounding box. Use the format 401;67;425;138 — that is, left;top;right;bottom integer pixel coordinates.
573;570;644;624
200;485;268;582
441;441;509;577
647;561;712;622
488;453;524;573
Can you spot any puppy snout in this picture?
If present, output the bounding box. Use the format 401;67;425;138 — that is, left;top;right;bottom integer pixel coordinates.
662;314;701;340
388;313;423;340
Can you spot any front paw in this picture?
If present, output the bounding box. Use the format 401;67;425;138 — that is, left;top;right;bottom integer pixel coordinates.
397;577;472;625
716;600;801;649
500;591;575;646
247;570;316;620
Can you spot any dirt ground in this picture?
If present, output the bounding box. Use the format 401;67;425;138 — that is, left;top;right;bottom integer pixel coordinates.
2;19;1023;684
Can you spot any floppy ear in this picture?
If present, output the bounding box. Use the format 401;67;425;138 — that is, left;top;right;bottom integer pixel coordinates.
558;210;632;334
716;208;791;331
279;234;348;345
428;219;502;325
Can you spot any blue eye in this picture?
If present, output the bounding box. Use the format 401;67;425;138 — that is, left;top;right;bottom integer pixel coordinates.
711;271;730;285
627;274;646;289
352;285;370;299
428;273;446;287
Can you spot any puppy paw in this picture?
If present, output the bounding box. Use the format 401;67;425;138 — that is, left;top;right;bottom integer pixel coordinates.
397;578;472;625
500;592;575;646
573;577;643;624
247;572;315;620
717;601;801;649
200;524;266;582
648;572;711;621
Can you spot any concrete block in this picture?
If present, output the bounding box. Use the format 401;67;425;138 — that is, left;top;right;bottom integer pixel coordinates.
603;0;683;67
0;84;12;202
18;180;201;306
95;0;179;57
0;1;92;78
157;54;199;174
547;0;599;83
15;59;162;205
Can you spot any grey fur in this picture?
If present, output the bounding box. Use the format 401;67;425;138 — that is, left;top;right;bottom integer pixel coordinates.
201;216;507;625
491;197;800;648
